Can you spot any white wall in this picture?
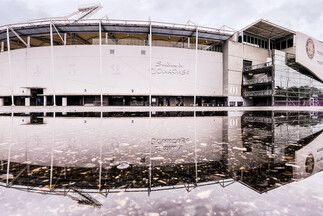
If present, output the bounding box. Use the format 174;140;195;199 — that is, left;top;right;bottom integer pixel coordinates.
223;40;269;98
296;32;323;82
0;45;223;97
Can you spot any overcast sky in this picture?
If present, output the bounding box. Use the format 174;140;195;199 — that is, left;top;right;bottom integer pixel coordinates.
0;0;322;40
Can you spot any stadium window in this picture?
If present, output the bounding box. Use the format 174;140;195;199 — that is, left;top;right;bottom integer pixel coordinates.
281;40;287;49
287;39;293;47
255;38;258;45
261;40;264;48
247;36;250;43
251;37;254;44
243;35;246;42
238;36;242;42
265;41;268;49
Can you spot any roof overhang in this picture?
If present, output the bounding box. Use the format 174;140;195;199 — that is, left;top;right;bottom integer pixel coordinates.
0;19;234;42
240;19;295;40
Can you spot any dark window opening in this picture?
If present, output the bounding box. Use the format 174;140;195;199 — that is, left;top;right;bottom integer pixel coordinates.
281;40;287;49
287;39;293;48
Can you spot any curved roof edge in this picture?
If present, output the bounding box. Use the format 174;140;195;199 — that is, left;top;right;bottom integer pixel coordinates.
0;18;235;42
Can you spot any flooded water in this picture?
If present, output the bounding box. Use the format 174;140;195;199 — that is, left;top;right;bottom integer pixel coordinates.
0;111;323;216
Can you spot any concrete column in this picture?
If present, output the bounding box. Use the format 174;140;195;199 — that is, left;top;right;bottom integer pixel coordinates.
62;96;67;106
27;36;30;48
0;98;4;106
25;96;30;106
43;96;47;106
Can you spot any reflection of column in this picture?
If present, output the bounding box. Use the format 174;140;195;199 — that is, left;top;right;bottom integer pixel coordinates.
148;110;152;196
6;113;14;186
99;112;103;191
50;112;56;189
194;111;198;183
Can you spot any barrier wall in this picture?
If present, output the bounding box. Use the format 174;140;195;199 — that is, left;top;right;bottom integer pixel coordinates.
0;45;223;97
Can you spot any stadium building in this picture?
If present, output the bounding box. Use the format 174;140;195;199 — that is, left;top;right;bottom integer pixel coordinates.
0;5;322;107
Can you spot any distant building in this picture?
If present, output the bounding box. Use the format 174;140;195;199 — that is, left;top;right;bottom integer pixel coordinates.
0;5;322;107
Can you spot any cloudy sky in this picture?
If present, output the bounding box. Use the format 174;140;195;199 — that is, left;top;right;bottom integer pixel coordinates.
0;0;322;39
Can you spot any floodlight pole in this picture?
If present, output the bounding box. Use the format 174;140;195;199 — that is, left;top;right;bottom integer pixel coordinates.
7;26;14;106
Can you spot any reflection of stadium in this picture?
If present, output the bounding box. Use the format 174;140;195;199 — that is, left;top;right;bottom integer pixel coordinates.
0;5;322;107
0;111;323;206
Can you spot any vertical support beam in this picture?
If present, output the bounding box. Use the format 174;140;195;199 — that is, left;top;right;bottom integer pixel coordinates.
64;33;67;46
1;41;4;52
105;33;108;44
25;96;30;106
194;26;198;107
188;37;190;48
99;21;103;106
62;96;67;106
43;95;47;106
50;22;56;106
0;98;4;106
149;20;152;106
27;36;30;48
7;27;15;106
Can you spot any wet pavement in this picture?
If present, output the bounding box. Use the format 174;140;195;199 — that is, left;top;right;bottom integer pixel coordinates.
0;111;323;215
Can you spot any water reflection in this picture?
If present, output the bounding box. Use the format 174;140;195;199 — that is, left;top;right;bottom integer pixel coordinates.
0;111;322;208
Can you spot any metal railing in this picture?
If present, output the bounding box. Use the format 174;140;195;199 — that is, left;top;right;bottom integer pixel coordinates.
0;18;235;36
92;38;221;52
243;76;272;85
243;61;272;72
243;90;272;97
